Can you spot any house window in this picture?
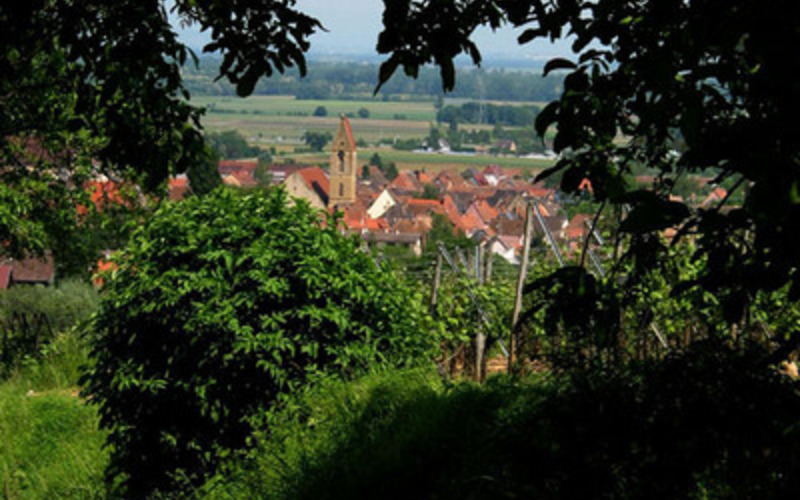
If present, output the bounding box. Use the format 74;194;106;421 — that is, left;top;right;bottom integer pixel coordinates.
338;150;345;172
339;183;344;197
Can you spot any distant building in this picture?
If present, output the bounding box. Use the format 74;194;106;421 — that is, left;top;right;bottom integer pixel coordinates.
0;252;56;289
284;166;329;209
329;115;358;207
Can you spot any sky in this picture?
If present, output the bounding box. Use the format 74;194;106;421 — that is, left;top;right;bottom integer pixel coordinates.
173;0;573;65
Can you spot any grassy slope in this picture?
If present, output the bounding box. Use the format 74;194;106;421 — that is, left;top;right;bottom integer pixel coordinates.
0;333;107;499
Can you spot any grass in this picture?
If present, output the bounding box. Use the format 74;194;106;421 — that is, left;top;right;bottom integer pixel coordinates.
197;342;800;500
191;95;438;121
0;330;108;499
191;95;543;149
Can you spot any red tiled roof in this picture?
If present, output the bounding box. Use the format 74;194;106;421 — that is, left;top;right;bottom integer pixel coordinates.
565;214;592;240
390;171;423;192
297;166;330;199
218;159;257;172
168;175;190;201
341;115;357;150
10;253;55;284
474;200;499;224
417;171;434;185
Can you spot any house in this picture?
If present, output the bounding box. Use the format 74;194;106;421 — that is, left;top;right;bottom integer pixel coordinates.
284;166;329;209
494;139;517;153
363;232;424;257
390;170;423;193
0;253;56;289
218;159;258;187
168;175;190;201
367;188;399;219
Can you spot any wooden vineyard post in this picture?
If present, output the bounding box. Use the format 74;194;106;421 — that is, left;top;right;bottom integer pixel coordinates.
431;250;443;314
510;200;534;372
475;244;486;382
485;243;494;284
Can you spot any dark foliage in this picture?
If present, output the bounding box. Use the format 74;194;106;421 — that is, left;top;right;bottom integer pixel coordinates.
1;0;319;255
256;342;800;500
376;0;800;352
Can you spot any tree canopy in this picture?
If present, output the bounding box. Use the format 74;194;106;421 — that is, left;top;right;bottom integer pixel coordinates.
376;0;800;346
1;0;320;257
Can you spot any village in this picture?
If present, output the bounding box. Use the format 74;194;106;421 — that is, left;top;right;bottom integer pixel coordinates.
172;115;728;268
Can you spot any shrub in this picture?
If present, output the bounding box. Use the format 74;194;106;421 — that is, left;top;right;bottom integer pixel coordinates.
82;187;435;497
0;279;98;376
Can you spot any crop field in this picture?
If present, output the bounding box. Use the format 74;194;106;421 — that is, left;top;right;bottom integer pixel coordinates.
192;95;557;172
192;95;538;145
284;147;555;174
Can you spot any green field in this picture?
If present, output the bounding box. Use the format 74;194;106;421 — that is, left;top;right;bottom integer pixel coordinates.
191;95;557;172
192;95;535;146
285;147;555;174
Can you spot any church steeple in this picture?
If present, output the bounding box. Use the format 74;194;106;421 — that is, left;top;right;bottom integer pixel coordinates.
328;115;357;206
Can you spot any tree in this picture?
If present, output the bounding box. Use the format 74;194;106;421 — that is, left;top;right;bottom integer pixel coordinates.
362;164;370;180
302;131;332;152
370;152;384;169
1;1;320;257
384;162;399;181
357;107;370;118
421;183;440;200
186;145;221;196
375;0;800;349
205;130;259;159
82;187;436;497
313;105;328;117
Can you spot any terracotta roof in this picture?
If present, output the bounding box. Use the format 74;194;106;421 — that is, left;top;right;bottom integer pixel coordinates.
218;159;257;172
10;253;55;284
367;166;389;187
404;198;445;218
565;214;592;240
473;200;499;224
417;171;434;185
168;175;190;201
461;206;487;233
341;115;357;150
297;166;330;204
390;171;423;192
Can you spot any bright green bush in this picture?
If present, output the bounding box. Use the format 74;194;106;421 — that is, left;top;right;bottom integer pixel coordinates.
82;187;436;497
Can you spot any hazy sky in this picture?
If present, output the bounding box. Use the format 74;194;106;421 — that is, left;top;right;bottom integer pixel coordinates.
174;0;573;63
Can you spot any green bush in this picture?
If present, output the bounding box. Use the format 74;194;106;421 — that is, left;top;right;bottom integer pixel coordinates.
0;279;98;376
82;187;436;497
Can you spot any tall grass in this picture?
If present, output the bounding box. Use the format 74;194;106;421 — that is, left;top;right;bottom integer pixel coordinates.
199;341;800;500
0;328;107;499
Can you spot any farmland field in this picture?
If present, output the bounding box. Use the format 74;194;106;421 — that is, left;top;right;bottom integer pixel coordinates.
192;95;540;144
285;147;555;174
191;95;557;172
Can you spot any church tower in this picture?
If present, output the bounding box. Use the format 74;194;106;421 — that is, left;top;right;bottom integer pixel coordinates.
328;115;357;206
